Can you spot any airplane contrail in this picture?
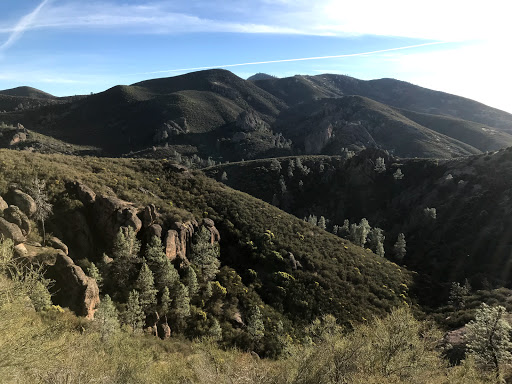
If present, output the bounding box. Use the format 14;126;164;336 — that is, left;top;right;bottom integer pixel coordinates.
0;0;52;52
136;41;449;75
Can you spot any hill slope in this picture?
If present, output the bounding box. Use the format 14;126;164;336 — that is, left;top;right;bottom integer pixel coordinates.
0;86;55;99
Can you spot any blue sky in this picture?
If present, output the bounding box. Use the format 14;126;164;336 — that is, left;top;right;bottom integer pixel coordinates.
0;0;510;112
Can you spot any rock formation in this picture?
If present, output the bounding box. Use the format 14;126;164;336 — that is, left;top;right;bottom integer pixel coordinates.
3;205;31;236
6;188;37;217
0;217;25;244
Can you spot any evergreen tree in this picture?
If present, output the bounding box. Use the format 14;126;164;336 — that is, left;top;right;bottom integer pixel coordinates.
134;261;158;315
393;168;404;180
87;262;103;291
124;290;145;332
269;159;281;172
145;236;180;290
208;318;223;341
368;228;385;257
247;306;265;341
159;286;171;321
171;283;191;331
317;216;327;230
287;159;294;177
94;294;120;341
27;177;53;245
307;215;318;227
449;282;470;309
374;157;386;173
189;226;220;282
332;225;339;236
220;171;228;182
351;218;371;247
465;304;512;379
394;233;407;261
184;266;199;298
340;219;350;238
110;227;141;296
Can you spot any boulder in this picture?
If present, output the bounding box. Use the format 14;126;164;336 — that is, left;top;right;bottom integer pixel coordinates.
13;243;28;257
64;211;94;260
45;252;100;319
0;196;7;212
164;230;179;261
93;195;142;247
0;217;25;244
146;224;162;242
7;189;36;217
202;218;220;244
47;236;68;255
3;205;31;236
70;181;96;206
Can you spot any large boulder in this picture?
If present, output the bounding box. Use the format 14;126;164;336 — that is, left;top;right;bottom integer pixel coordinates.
0;196;7;212
63;211;95;260
145;224;162;242
71;181;96;206
141;204;159;228
3;205;31;236
47;236;69;255
7;189;37;217
93;195;142;247
0;217;25;244
164;229;179;261
45;252;100;319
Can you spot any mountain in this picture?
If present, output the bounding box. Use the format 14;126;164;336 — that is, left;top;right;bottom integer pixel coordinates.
205;148;512;316
254;74;512;131
0;86;56;99
247;73;277;81
2;69;512;160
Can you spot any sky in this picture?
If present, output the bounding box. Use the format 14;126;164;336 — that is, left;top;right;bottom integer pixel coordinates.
0;0;510;112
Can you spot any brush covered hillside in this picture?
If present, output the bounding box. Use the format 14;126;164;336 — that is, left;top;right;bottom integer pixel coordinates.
2;69;512;160
0;86;56;99
0;149;412;357
205;148;512;314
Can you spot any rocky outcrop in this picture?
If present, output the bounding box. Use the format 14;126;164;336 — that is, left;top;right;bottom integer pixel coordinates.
9;132;27;146
13;243;28;257
164;230;179;261
3;205;31;236
47;236;68;255
64;211;95;260
6;189;36;217
203;218;220;244
0;217;25;244
45;252;100;319
0;196;7;212
236;110;269;132
146;224;162;242
93;195;142;247
141;204;159;228
71;181;96;206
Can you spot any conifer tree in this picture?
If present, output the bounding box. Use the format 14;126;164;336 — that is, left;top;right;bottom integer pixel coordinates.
374;157;386;173
393;168;404;180
145;236;180;290
247;306;265;341
368;228;385;257
94;294;120;341
190;226;220;282
110;227;141;296
208;318;223;340
171;283;191;330
27;177;53;245
159;286;171;321
87;262;103;291
394;233;407;261
318;216;327;230
124;290;145;332
184;266;199;298
135;261;158;315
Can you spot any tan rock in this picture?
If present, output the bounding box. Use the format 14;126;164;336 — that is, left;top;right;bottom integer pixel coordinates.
3;205;31;236
13;243;28;257
47;236;68;255
7;189;37;217
0;196;7;212
0;217;25;244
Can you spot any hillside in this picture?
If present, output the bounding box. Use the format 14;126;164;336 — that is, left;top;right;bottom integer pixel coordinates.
0;149;411;352
0;86;56;99
254;74;512;131
205;148;512;311
2;70;512;160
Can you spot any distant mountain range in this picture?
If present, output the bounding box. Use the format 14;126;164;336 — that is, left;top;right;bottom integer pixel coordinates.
1;69;512;160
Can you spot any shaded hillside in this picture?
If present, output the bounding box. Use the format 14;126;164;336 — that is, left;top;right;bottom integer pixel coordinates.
205;148;512;305
275;96;480;158
0;86;55;99
255;74;512;131
0;149;410;333
247;73;277;81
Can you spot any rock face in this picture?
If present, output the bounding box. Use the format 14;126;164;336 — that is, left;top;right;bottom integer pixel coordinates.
203;218;221;244
0;217;25;244
72;182;96;206
7;189;37;217
141;204;159;228
3;205;31;236
47;236;69;255
92;195;142;247
45;252;100;319
164;220;197;263
0;196;7;212
64;211;95;260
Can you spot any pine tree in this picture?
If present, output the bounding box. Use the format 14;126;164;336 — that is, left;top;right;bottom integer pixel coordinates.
134;261;158;315
247;306;265;341
184;266;199;298
465;304;512;379
94;294;120;341
159;286;171;321
110;227;141;296
171;283;190;331
87;262;103;291
394;233;407;261
189;226;220;282
220;171;228;182
124;290;145;332
332;225;339;236
374;157;386;173
340;219;350;238
145;236;180;290
318;216;327;230
368;228;385;257
351;218;371;247
307;215;318;226
393;168;404;180
208;318;223;341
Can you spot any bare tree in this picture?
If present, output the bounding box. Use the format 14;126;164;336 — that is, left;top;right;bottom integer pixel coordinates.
27;177;53;245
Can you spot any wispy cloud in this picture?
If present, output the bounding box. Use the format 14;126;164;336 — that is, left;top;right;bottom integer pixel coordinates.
135;42;448;75
0;0;51;52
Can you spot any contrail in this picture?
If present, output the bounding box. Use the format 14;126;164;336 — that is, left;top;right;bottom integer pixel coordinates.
136;41;449;75
0;0;52;52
